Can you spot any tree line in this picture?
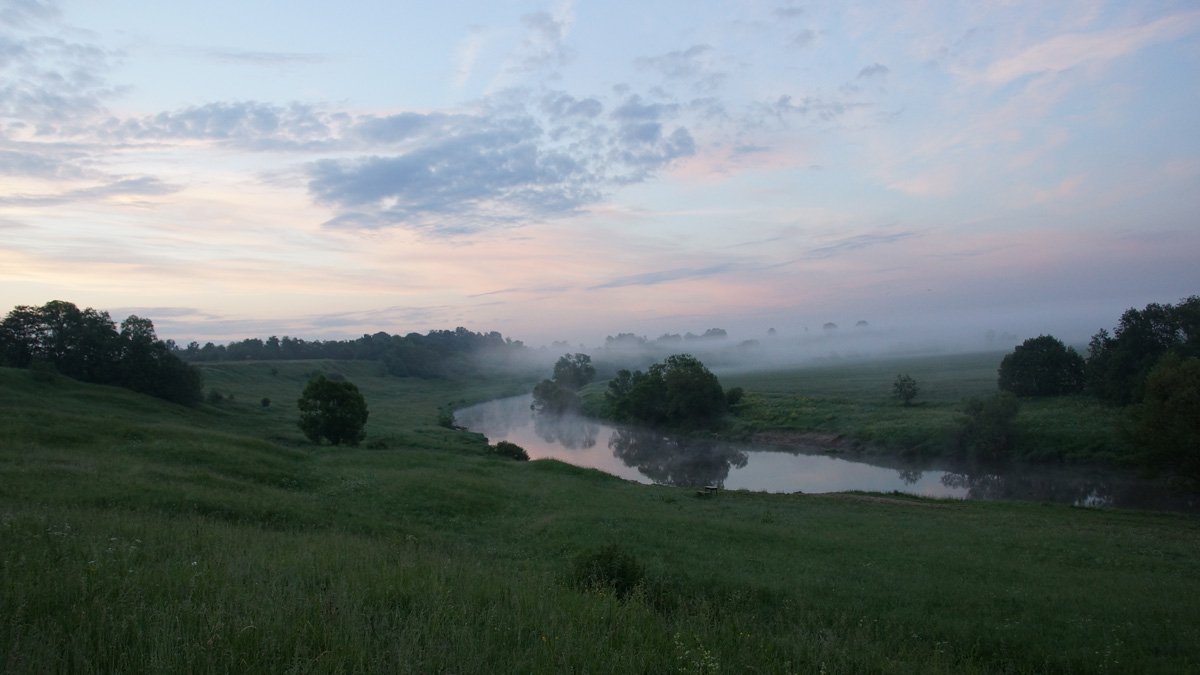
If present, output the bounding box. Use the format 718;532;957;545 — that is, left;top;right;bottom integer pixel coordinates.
988;296;1199;479
173;327;526;379
0;300;202;405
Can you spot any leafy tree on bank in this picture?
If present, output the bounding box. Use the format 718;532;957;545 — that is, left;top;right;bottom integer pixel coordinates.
605;354;726;429
893;374;919;406
531;378;581;414
297;375;369;446
1086;296;1200;404
997;335;1085;396
1121;354;1200;480
552;353;596;390
0;300;201;405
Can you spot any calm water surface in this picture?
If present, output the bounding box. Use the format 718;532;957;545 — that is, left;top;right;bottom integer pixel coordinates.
456;394;1198;512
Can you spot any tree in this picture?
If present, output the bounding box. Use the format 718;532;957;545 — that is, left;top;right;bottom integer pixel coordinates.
1086;296;1200;404
893;374;919;406
607;354;726;428
997;335;1085;396
552;353;596;390
1122;354;1200;480
297;375;369;446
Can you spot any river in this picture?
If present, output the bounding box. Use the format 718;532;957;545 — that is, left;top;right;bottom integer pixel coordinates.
455;394;1197;512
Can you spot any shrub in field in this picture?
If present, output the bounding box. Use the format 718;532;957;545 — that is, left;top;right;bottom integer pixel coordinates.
570;544;645;599
493;440;529;461
297;375;369;447
893;374;919;406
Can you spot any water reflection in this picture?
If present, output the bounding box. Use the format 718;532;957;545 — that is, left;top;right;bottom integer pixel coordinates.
454;394;1198;512
534;411;598;450
609;428;748;488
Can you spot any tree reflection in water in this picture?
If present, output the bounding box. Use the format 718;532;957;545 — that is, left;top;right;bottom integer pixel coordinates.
898;469;923;485
533;411;599;450
609;428;748;488
940;469;1116;507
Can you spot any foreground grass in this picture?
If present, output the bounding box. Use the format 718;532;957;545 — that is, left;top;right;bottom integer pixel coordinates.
720;352;1126;462
3;365;1198;673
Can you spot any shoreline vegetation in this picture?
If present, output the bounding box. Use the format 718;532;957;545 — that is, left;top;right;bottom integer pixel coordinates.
2;361;1198;673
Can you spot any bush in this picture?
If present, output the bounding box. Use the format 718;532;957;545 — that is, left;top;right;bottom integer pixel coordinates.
893;374;919;406
297;375;369;447
725;386;745;407
261;397;271;408
206;389;224;405
531;379;581;414
493;440;529;461
956;392;1020;461
569;544;645;599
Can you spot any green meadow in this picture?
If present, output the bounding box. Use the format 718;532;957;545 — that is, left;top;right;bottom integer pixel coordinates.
720;351;1125;462
2;359;1198;673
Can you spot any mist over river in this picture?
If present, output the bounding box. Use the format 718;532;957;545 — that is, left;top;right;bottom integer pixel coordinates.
456;394;1198;512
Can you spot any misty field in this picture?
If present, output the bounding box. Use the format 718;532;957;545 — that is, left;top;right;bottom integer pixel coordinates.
2;361;1198;673
720;351;1125;462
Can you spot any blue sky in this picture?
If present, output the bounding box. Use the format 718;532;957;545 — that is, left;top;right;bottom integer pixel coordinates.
2;0;1198;347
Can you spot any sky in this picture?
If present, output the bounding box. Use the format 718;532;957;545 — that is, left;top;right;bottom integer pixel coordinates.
2;0;1198;349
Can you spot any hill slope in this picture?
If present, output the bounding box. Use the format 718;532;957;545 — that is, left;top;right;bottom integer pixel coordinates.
2;364;1198;673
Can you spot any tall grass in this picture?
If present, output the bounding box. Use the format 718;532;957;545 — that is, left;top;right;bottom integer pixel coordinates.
3;364;1198;673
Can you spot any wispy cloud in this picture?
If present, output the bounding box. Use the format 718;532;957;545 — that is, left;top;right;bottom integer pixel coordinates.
588;264;733;290
978;10;1200;86
0;176;180;206
197;48;327;67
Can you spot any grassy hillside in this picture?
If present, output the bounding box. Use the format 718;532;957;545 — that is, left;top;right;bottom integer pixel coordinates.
2;363;1198;673
719;352;1126;462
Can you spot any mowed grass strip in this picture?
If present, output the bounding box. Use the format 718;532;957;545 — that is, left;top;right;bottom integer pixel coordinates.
2;364;1198;673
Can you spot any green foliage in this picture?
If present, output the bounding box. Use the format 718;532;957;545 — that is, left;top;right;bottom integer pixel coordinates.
1123;354;1200;480
531;378;581;414
552;352;596;390
724;386;744;407
206;389;225;405
493;440;530;461
1086;295;1200;404
892;373;919;406
261;397;271;408
998;334;1085;396
957;392;1020;461
297;375;369;446
569;544;645;599
0;300;202;405
606;354;726;428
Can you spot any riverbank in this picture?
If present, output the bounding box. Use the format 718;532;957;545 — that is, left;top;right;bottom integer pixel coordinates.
4;363;1197;673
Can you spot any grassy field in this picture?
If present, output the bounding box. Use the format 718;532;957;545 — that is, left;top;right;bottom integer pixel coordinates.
718;351;1126;462
2;361;1198;673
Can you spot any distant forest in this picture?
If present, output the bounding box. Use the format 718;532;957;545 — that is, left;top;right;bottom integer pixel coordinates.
171;328;528;379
